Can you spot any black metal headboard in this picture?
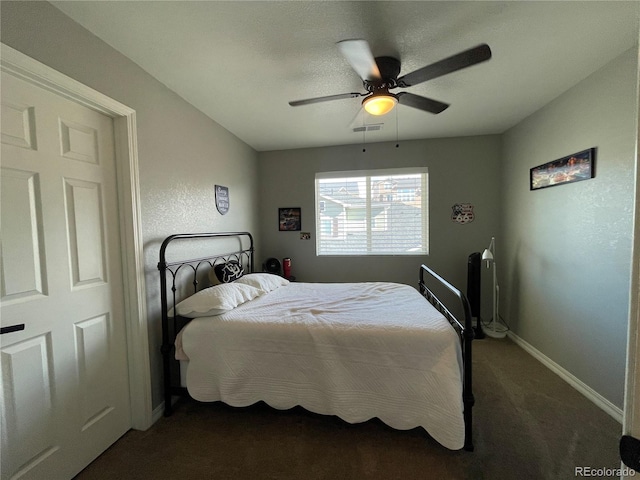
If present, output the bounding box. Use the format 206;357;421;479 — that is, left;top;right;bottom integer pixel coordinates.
157;232;254;415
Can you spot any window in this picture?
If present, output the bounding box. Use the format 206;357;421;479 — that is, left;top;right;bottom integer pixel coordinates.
315;167;428;256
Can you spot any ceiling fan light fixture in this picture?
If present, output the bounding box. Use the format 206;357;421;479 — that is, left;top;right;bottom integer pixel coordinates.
362;92;398;116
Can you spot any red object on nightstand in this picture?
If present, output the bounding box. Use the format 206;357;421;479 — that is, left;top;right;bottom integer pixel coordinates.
283;258;291;278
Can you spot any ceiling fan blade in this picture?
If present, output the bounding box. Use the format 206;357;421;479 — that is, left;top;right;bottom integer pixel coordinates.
397;92;449;114
336;39;382;81
397;44;492;87
289;92;365;107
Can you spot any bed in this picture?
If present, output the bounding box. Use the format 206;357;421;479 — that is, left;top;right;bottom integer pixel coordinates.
159;232;475;451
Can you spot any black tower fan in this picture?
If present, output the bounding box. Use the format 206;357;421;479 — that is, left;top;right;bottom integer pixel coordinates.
467;252;484;339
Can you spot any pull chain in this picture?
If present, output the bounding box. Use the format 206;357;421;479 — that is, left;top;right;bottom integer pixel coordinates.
395;107;399;148
362;109;367;152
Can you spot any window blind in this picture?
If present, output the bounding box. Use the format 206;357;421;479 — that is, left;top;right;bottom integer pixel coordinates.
315;168;428;256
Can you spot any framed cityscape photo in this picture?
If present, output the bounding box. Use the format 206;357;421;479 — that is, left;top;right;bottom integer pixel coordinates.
530;148;595;191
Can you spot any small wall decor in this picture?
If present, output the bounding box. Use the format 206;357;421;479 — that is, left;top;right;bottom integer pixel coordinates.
530;148;595;191
279;207;301;231
451;203;475;224
300;232;311;240
215;185;229;215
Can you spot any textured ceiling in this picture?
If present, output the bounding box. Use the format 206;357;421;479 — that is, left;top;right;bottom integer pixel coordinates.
51;1;639;152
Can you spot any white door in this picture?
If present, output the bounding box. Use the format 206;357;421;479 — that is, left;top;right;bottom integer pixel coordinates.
0;70;131;479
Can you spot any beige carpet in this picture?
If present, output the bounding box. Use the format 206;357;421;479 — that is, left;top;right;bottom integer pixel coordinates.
75;337;622;480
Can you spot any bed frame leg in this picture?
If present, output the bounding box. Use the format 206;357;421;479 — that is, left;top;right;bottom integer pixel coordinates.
463;399;475;451
161;342;174;417
164;398;173;417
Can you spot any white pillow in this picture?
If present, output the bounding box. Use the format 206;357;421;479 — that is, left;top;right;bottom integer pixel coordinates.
174;282;262;318
234;273;289;293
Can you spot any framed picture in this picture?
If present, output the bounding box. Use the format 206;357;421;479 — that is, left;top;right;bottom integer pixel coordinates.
530;148;595;191
279;207;301;231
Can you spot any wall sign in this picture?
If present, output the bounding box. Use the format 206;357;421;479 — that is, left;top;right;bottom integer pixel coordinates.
451;203;474;224
215;185;229;215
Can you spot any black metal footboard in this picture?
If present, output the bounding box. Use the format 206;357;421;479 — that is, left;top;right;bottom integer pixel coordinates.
419;264;475;452
158;232;254;417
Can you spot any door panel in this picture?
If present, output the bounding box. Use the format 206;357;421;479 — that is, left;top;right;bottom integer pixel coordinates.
64;178;106;286
59;118;99;165
0;334;57;477
0;168;47;302
0;101;37;150
75;313;115;429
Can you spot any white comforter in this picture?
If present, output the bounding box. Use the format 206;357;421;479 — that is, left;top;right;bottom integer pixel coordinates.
178;282;465;450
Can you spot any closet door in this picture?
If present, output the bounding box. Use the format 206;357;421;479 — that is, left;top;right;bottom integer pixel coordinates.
1;70;131;479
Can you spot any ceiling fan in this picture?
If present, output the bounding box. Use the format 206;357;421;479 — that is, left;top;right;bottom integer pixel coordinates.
289;40;492;116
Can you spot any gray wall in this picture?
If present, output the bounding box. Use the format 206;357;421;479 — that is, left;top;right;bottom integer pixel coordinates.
258;136;502;318
1;1;261;409
501;48;638;409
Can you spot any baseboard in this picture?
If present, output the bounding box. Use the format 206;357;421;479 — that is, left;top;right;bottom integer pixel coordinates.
507;331;623;424
151;403;165;424
151;396;184;425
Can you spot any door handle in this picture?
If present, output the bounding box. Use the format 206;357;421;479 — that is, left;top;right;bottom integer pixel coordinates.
620;435;640;472
0;324;25;335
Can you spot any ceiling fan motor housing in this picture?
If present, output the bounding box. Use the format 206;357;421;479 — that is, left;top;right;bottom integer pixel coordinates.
364;56;402;91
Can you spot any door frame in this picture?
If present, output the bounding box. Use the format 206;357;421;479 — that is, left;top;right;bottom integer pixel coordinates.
622;39;640;478
1;43;152;430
